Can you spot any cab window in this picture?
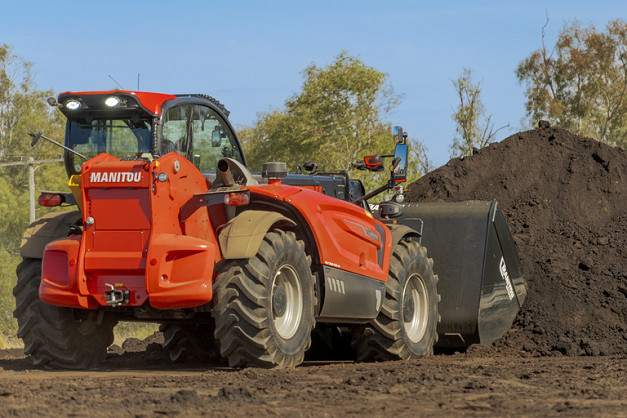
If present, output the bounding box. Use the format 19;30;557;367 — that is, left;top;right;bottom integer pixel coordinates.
162;105;191;157
65;118;152;174
191;105;243;171
162;103;243;171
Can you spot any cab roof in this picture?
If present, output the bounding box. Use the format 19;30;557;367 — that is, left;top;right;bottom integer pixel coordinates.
57;90;177;117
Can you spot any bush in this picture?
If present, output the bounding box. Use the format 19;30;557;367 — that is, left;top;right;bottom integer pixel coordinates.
0;253;20;341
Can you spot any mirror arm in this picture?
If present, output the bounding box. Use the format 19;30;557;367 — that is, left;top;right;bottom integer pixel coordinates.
28;130;88;161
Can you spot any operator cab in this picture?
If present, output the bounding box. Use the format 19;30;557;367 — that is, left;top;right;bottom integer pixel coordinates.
159;97;245;171
58;91;245;177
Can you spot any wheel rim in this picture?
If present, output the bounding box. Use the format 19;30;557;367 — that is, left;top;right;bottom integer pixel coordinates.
271;264;303;339
402;273;429;343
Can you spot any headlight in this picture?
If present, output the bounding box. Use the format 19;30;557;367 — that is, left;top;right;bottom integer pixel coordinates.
65;99;81;110
105;96;120;107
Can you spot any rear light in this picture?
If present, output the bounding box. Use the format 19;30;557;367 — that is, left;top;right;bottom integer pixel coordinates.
224;192;249;206
38;193;62;207
42;250;70;286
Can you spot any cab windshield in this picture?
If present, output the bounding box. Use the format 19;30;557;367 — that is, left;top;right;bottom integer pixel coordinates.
65;118;152;173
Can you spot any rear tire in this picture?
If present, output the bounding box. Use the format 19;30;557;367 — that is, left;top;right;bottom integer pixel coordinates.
160;323;220;363
13;258;116;369
352;241;439;361
212;230;315;368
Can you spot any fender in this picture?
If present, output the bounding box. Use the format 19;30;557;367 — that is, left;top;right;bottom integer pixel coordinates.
218;210;296;259
20;211;82;259
388;224;421;252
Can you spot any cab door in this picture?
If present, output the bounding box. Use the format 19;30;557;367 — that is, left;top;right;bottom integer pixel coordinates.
161;101;245;172
188;104;244;172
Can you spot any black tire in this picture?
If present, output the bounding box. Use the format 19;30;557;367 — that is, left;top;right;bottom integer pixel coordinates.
212;230;315;368
13;258;116;369
352;241;440;361
160;323;220;363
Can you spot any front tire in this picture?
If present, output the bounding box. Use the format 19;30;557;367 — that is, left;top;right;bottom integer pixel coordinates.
352;241;439;361
13;258;116;369
212;230;315;368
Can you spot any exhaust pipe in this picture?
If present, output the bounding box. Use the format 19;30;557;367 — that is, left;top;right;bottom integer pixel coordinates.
217;159;235;187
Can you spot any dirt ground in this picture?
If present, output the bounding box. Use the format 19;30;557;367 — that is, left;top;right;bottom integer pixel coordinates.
0;347;625;417
1;125;625;416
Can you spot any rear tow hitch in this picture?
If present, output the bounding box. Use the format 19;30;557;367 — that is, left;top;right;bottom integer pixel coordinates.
105;284;130;307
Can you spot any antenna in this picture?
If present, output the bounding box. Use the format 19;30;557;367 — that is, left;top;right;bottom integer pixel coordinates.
137;73;140;90
108;74;124;90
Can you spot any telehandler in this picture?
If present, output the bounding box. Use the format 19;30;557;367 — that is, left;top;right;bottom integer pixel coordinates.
15;91;526;368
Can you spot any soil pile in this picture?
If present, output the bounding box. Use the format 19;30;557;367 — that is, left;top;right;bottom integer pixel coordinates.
406;124;627;356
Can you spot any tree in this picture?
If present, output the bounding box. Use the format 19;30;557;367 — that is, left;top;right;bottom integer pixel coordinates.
239;52;431;187
450;68;506;158
516;18;627;149
0;44;66;253
0;44;66;341
0;44;60;159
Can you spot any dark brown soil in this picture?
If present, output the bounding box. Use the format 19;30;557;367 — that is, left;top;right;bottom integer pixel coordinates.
0;347;625;416
406;124;627;357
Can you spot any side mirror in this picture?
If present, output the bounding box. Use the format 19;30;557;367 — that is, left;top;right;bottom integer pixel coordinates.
29;130;43;147
211;128;221;147
392;143;408;183
364;155;384;172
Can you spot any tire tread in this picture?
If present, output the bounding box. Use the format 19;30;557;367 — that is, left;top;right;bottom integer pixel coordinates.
13;258;116;369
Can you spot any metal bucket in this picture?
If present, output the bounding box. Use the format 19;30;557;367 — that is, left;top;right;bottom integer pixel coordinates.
390;200;527;348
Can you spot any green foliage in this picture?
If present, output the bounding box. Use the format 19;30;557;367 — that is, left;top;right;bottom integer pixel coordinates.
0;44;68;342
0;44;63;159
450;68;507;158
0;252;20;338
239;52;431;191
517;19;627;149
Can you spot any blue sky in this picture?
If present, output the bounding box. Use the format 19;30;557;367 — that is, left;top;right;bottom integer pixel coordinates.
1;1;624;168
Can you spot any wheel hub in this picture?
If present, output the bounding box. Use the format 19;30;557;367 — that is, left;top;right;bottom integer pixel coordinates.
403;293;415;320
271;265;303;339
402;273;429;343
273;286;287;317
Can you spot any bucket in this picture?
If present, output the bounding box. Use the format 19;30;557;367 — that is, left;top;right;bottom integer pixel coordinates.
388;200;527;348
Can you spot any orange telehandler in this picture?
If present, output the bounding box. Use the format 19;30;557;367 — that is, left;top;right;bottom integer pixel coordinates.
15;90;526;369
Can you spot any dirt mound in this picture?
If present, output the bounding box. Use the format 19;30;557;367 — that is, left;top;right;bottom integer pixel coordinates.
406;124;627;356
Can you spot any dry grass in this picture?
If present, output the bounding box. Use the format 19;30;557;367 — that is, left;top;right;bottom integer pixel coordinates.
113;322;160;346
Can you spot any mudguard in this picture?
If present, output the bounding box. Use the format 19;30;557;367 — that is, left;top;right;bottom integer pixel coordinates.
218;210;296;259
388;200;527;348
20;211;82;259
387;224;421;252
